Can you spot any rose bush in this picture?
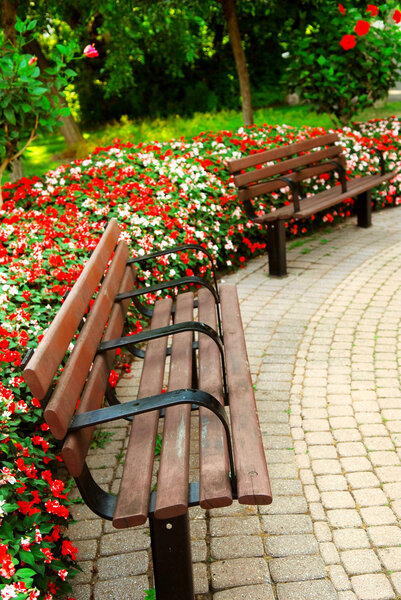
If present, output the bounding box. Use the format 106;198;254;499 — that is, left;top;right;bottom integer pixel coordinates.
1;117;401;598
284;2;401;125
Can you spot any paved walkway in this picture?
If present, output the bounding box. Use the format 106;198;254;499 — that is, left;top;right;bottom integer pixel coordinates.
65;207;401;600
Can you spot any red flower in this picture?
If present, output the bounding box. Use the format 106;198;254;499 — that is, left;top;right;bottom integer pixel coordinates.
366;4;379;17
83;44;99;58
61;540;77;561
354;20;370;36
45;499;69;519
338;3;346;14
0;543;15;578
393;9;401;23
41;547;55;563
340;34;356;50
108;369;119;388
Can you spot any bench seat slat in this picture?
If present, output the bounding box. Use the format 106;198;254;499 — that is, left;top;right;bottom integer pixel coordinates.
220;285;272;505
62;265;136;478
228;133;339;173
197;288;232;509
255;171;396;224
294;171;395;219
234;146;341;188
43;241;129;439
23;218;120;400
154;293;194;519
113;297;173;528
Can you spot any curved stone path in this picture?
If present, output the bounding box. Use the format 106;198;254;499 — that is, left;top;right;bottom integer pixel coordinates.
65;207;401;600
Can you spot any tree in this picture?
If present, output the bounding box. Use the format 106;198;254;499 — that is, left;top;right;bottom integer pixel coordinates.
219;0;253;125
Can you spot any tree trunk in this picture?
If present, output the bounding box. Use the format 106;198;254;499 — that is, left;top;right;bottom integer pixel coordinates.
1;0;18;44
220;0;253;126
24;39;83;146
10;157;23;182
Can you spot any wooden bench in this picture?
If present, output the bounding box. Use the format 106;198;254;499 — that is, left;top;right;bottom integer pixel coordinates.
228;132;397;276
22;218;272;600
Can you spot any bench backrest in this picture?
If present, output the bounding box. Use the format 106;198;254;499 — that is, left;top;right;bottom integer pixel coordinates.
23;218;135;470
228;133;345;203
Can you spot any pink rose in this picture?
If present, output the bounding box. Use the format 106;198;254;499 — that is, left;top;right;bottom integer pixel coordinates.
83;44;99;58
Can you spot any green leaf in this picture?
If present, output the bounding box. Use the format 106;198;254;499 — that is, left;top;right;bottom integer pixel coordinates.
58;106;71;117
19;550;36;568
317;55;326;66
27;20;37;31
0;520;14;541
56;44;68;56
31;86;49;96
16;567;37;578
15;19;25;33
4;106;16;125
41;96;51;111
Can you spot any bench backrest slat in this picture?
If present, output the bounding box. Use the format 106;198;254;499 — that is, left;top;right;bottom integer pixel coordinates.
23;218;120;400
113;297;173;528
227;132;339;174
44;241;129;439
154;292;194;519
197;288;232;509
237;158;346;203
234;145;342;189
220;285;272;505
62;265;137;477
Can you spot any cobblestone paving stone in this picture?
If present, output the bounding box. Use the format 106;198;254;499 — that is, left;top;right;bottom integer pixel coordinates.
64;209;401;599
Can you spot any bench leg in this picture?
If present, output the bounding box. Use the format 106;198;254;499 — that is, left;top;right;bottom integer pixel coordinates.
356;190;372;228
149;513;194;600
267;220;287;276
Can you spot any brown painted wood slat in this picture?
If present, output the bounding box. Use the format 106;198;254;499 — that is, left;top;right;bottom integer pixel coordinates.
44;241;129;439
294;172;395;219
253;171;396;224
228;133;339;174
291;156;346;183
113;297;173;528
154;292;194;519
62;265;137;477
23;218;120;400
234;145;342;189
197;288;232;509
219;285;272;505
238;160;344;204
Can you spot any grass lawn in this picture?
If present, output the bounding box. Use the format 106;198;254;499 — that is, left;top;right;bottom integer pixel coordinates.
19;100;401;180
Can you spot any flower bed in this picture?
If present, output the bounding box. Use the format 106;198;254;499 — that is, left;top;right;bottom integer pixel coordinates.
1;118;401;599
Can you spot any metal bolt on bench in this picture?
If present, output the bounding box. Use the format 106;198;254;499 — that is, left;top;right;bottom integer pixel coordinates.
22;218;272;600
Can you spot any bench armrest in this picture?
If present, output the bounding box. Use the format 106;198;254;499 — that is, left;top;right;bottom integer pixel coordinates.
128;243;219;297
276;176;302;213
328;160;347;193
371;147;385;176
70;388;236;520
117;275;223;338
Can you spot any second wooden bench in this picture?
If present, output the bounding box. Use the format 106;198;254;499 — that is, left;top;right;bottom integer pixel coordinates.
228;132;397;276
